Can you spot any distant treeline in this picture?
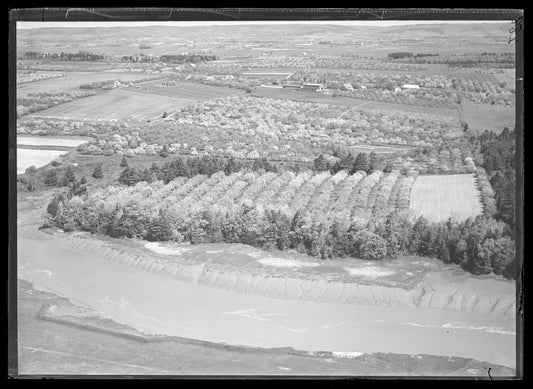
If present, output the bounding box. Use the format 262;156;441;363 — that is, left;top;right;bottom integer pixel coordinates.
120;54;218;64
388;52;515;67
387;52;439;59
23;51;105;61
159;54;218;64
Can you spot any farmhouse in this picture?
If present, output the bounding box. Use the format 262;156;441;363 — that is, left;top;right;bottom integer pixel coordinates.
402;84;420;90
301;83;324;92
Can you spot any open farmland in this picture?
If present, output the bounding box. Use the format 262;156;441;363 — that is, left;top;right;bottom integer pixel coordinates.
252;87;460;118
17;149;68;174
30;89;195;121
459;101;515;134
409;174;483;222
17;71;160;97
130;79;243;99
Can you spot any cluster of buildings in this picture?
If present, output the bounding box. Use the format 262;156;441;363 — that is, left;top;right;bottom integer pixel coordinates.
283;82;325;91
280;81;421;94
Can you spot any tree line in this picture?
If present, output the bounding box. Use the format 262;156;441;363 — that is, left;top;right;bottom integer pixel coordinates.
118;154;277;186
23;51;105;61
314;151;388;175
476;127;516;235
159;54;218;64
46;194;517;279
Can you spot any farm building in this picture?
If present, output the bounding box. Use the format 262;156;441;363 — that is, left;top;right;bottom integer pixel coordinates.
301;83;324;91
402;84;420;90
283;83;302;90
342;83;354;91
102;80;122;90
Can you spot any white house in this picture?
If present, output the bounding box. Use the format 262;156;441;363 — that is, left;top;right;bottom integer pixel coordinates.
394;87;402;94
401;84;420;90
360;85;367;90
343;83;354;91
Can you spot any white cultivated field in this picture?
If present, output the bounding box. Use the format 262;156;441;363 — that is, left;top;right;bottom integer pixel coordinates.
409;174;483;222
17;149;67;174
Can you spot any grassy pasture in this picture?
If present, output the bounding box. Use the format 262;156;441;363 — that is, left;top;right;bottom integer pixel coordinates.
493;69;516;89
30;89;194;121
17;71;160;97
409;174;483;223
459;101;515;134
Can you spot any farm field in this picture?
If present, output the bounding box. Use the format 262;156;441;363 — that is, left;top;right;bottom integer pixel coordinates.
409;174;483;223
241;72;293;80
17;149;68;174
131;79;243;99
30;88;195;121
16;136;91;174
17;135;93;148
459;101;515;134
493;69;515;89
252;86;460;118
17;71;159;97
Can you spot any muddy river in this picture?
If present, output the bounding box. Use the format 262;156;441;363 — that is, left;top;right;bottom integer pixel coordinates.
17;236;516;369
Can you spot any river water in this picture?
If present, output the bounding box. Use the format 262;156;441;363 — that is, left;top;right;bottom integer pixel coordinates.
17;236;516;369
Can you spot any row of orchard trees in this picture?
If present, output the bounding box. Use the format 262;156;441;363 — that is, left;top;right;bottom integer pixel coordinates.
17;90;95;117
171;96;463;151
46;181;516;278
50;168;410;235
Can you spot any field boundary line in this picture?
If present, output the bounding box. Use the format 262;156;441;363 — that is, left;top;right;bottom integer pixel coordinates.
336;101;370;121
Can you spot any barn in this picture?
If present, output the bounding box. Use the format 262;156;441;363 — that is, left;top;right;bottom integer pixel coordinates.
301;83;324;91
